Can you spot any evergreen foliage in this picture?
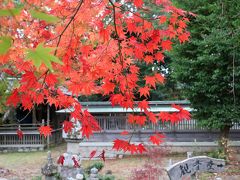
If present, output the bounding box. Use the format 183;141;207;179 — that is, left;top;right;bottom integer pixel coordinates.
171;0;240;130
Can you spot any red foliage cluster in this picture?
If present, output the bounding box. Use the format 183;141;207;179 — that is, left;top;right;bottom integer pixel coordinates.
1;0;191;154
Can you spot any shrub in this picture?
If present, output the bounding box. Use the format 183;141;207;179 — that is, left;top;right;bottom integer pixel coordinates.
208;148;226;160
99;174;115;180
85;161;104;175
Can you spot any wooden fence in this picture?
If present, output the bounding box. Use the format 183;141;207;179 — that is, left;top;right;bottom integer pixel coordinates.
0;118;240;149
0;124;63;150
95;116;240;132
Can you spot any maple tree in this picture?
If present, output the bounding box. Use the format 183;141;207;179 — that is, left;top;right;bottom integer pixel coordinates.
0;0;191;154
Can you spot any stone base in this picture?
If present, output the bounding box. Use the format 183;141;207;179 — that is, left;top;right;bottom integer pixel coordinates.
58;166;84;180
0;146;45;153
75;141;240;158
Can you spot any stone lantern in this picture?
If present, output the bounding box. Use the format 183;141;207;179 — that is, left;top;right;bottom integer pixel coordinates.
41;151;58;180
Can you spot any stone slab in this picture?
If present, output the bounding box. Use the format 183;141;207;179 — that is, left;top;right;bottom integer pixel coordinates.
167;156;225;180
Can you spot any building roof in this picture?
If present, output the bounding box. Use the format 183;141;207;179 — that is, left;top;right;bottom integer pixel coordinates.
56;100;192;113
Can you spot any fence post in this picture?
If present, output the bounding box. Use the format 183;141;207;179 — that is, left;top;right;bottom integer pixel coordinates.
103;117;106;132
47;106;50;149
41;119;45;146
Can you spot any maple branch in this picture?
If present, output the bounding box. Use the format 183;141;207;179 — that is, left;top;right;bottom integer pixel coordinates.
109;0;119;38
109;0;125;66
108;3;159;22
109;0;133;97
16;109;32;123
54;0;84;56
39;1;83;90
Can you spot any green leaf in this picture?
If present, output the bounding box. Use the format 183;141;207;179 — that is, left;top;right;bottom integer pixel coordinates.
0;7;22;17
30;10;59;23
0;36;12;55
27;43;63;70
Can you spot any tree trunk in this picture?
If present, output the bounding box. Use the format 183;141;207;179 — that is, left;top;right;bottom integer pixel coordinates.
219;125;231;160
32;105;37;124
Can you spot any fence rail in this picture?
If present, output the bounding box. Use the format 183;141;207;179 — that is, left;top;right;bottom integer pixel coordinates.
0;117;240;149
95;116;240;132
0;124;63;149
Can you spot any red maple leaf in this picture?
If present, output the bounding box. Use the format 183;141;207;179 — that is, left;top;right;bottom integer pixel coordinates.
45;73;57;87
120;130;129;136
113;139;147;154
42;30;52;40
136;116;147;126
102;81;115;95
63;120;74;133
89;150;97;160
6;89;20;107
158;112;171;122
128;114;136;124
81;124;93;139
146;111;157;124
178;32;190;43
21;94;33;110
128;114;146;126
21;71;37;88
149;133;165;145
172;104;191;121
110;94;125;106
38;126;52;138
127;20;137;33
57;155;65;165
154;52;164;63
72;157;80;168
145;76;156;89
161;40;173;51
154;73;165;84
134;0;143;8
170;15;178;25
2;68;15;76
138;100;149;111
139;86;150;98
178;20;187;28
159;16;167;24
127;143;138;154
137;143;147;154
16;129;23;139
98;149;105;161
113;139;129;151
144;55;154;64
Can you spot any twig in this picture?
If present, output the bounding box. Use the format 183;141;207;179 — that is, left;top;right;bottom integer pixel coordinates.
54;0;84;56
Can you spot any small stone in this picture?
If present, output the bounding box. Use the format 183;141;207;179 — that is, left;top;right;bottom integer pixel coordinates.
105;170;112;175
90;167;98;174
18;148;23;152
90;174;97;178
187;151;193;158
118;154;123;159
76;173;84;180
67;178;75;180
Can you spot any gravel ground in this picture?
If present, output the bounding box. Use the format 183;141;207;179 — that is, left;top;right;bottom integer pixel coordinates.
0;144;239;180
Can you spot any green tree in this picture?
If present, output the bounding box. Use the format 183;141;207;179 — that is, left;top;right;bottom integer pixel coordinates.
171;0;240;153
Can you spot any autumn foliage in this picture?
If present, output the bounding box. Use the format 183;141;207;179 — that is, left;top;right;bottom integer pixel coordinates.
0;0;191;154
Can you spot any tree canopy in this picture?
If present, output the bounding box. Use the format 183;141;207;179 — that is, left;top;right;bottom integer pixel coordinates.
0;0;191;154
171;0;240;133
